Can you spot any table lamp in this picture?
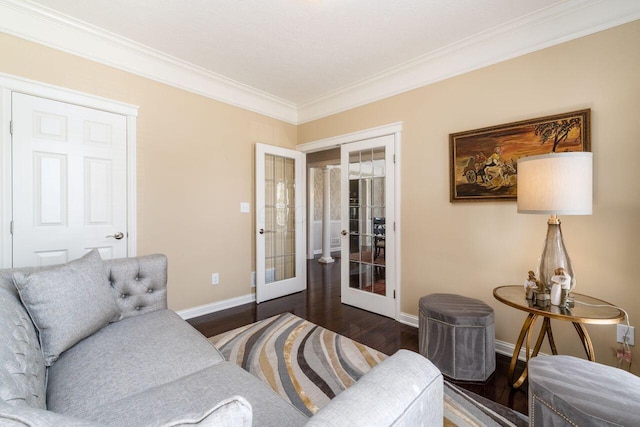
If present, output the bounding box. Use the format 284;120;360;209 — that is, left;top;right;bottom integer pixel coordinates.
517;152;593;297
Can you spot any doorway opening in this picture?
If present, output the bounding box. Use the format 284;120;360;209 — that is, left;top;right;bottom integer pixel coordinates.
306;148;341;262
298;123;401;320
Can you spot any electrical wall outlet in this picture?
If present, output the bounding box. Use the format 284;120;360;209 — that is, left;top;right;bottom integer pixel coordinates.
617;324;635;346
211;273;219;285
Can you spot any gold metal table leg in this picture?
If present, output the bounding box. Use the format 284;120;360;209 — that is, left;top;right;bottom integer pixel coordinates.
509;315;558;389
532;317;551;358
508;315;596;388
572;322;596;361
545;318;558;355
509;313;539;389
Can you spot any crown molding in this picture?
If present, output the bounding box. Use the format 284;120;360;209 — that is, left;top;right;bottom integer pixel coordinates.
1;1;639;125
0;0;298;124
296;0;640;123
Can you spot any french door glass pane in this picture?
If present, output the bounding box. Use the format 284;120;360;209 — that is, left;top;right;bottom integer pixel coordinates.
264;154;295;284
347;147;386;295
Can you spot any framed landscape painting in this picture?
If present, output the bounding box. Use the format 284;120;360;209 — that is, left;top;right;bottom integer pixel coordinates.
449;109;590;202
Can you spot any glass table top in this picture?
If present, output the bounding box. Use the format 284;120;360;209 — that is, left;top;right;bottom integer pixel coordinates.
493;285;624;324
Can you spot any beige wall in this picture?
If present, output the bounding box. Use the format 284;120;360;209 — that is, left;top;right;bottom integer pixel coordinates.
0;33;297;311
299;21;640;374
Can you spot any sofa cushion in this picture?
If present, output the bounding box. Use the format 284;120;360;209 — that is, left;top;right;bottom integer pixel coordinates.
47;309;225;415
0;400;100;426
13;250;119;366
162;395;252;427
1;394;252;427
82;362;306;427
0;286;46;409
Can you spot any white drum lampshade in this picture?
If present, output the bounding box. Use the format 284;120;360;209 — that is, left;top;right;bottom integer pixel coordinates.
517;152;593;215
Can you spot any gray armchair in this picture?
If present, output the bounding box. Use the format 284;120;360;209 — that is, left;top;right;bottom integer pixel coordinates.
528;355;640;426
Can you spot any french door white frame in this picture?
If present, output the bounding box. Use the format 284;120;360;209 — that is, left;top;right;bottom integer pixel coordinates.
0;72;138;268
255;143;307;303
297;122;402;320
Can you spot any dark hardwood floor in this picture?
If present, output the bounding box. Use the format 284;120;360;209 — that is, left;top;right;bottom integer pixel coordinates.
188;256;529;416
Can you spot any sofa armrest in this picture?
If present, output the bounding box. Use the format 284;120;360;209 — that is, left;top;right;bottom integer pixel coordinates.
104;254;168;319
0;402;102;427
306;349;443;427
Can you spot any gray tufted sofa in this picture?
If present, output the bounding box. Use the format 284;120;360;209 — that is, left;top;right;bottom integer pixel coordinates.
0;252;443;426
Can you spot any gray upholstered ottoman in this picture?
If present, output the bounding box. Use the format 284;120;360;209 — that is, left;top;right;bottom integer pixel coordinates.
529;355;640;426
419;293;495;381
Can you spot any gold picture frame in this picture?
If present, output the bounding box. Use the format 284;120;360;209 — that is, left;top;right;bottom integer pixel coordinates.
449;109;591;202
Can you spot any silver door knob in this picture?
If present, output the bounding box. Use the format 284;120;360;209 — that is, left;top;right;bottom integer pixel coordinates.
107;232;124;240
341;230;348;236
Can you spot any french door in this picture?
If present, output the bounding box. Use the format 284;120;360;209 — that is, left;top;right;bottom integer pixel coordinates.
11;92;128;267
341;135;395;318
255;143;306;303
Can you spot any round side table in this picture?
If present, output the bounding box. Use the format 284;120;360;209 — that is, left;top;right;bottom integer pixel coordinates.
493;285;624;389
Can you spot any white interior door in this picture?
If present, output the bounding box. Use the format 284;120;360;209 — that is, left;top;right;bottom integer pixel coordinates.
12;92;128;267
341;135;395;318
255;143;306;303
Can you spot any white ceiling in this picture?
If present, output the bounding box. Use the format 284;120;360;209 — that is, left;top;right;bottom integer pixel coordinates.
24;0;563;104
2;0;640;123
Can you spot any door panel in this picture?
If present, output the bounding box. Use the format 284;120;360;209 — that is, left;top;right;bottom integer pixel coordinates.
12;93;127;267
256;143;306;303
341;135;395;318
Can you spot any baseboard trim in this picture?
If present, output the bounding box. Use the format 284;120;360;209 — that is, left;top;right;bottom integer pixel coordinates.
398;312;419;327
177;293;256;320
312;248;341;255
398;311;534;362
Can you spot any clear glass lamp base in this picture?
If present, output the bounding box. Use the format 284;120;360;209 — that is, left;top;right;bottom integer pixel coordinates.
537;216;576;296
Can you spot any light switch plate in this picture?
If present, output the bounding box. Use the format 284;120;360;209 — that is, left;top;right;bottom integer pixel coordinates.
240;202;250;213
